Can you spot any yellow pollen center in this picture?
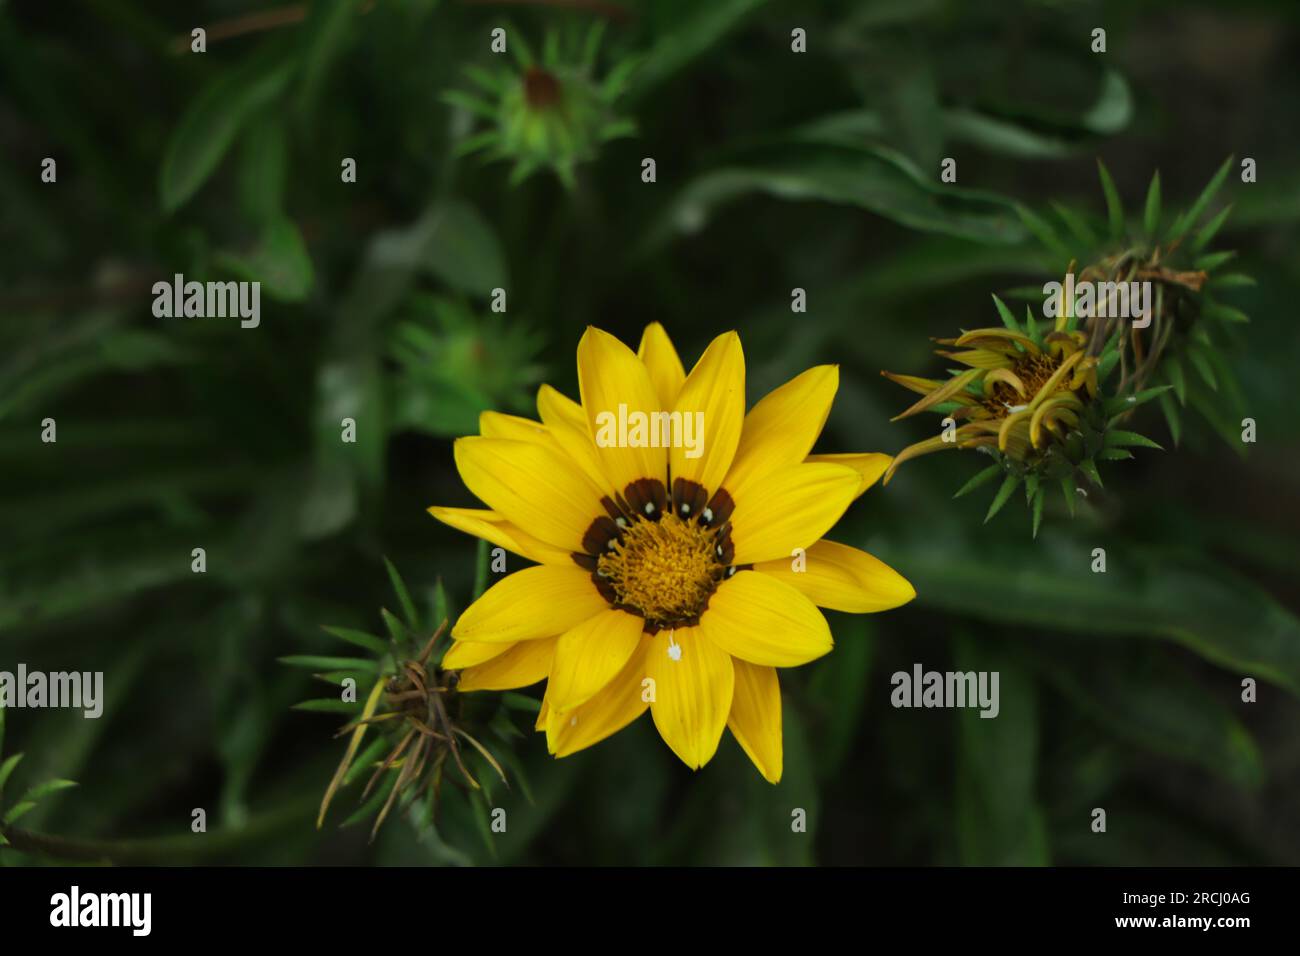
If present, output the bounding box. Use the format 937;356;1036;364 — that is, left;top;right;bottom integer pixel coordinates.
985;353;1066;417
597;514;724;627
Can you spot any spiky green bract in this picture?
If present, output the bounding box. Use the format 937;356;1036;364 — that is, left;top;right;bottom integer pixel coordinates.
1024;157;1252;450
444;21;637;188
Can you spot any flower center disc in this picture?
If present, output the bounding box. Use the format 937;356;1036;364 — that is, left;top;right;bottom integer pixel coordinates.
597;513;725;629
523;66;561;110
985;353;1066;417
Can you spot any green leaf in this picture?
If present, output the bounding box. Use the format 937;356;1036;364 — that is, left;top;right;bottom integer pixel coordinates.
296;0;363;123
1143;169;1161;235
384;557;419;631
237;118;288;226
160;60;295;213
425;200;508;296
1104;384;1172;417
342;737;389;787
1024;472;1039;505
1014;202;1073;263
1050;201;1097;248
1158;390;1182;445
292;699;360;714
892;538;1300;696
1104;429;1163;451
1031;489;1044;538
807;617;873;780
1027;643;1263;788
501;692;542;714
380;608;407;645
1170;155;1234;239
216;216;314;301
3;801;37;825
278;655;379;672
1096;158;1124;240
1203;300;1250;324
627;0;771;99
19;778;77;803
1079;459;1103;488
321;625;388;655
1188;346;1218;390
1166;357;1187;404
1207;272;1256;289
954;462;1002;498
0;752;22;798
1191;204;1233;253
984;474;1021;523
653;143;1027;249
991;293;1020;334
1194;250;1236;271
954;636;1048;865
1059;478;1077;518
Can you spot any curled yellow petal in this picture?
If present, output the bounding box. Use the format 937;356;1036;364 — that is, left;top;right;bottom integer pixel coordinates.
888;368;983;421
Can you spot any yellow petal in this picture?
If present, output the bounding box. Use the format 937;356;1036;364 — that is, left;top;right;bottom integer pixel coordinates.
889;367;982;420
752;539;915;613
545;636;651;757
729;462;860;565
880;372;950;397
441;638;513;670
547;609;646;714
698;569;832;666
577;326;667;494
478;410;548;443
882;432;964;484
458;637;556;691
724;364;838;495
536;384;619;499
804;452;891;499
646;626;734;770
982;368;1028;398
427;506;572;565
728;661;782;783
935;349;1014;370
637;322;686;409
454;436;602;553
671;331;745;495
453;565;608;643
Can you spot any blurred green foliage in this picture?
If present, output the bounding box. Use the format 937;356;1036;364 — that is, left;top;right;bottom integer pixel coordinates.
1;0;1298;866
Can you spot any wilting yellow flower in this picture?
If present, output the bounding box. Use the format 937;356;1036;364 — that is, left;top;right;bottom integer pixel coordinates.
882;319;1101;481
429;324;914;782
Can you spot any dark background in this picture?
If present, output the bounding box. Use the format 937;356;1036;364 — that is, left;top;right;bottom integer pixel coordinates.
1;0;1297;865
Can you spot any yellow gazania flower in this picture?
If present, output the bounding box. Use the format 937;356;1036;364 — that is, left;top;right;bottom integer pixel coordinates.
428;324;914;782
